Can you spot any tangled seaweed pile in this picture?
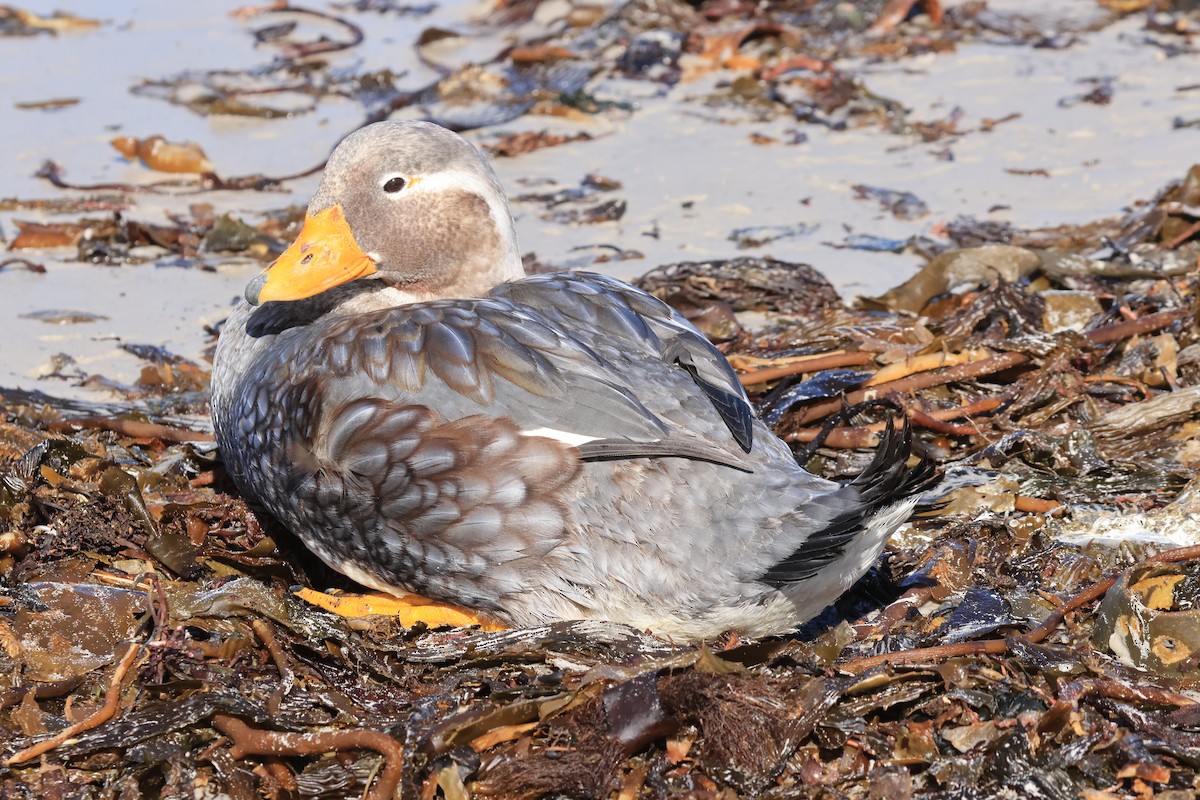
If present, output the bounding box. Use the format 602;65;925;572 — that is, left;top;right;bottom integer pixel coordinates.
4;147;1200;797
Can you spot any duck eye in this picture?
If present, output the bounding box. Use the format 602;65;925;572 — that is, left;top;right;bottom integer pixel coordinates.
382;176;406;193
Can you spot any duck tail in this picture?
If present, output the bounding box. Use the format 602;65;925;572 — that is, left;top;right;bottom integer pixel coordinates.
760;415;939;587
849;414;940;506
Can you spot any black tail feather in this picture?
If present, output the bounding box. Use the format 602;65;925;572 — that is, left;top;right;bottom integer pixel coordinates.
760;416;939;588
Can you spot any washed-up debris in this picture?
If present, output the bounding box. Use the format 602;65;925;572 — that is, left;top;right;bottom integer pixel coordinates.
1093;558;1200;675
1005;166;1052;177
37;151;325;195
548;197;626;224
485;129;593;157
1059;75;1116;107
0;5;102;36
12;97;79;111
515;173;628;225
728;222;818;249
833;232;921;252
110;135;215;174
6;208;285;267
638;256;838;343
0;258;46;273
516;173;622;205
19;309;108;325
869;244;1041;313
852;183;930;220
420;63;593;131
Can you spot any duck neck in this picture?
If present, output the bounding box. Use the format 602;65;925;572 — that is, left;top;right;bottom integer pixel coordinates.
412;240;525;299
331;239;524;315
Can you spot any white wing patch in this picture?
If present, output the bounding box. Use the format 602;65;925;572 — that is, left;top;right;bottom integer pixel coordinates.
520;428;601;448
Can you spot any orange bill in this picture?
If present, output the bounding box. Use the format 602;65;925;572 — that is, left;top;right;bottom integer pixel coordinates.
245;204;377;305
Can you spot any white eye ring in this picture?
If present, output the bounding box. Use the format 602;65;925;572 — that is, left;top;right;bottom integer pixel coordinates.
380;173;407;194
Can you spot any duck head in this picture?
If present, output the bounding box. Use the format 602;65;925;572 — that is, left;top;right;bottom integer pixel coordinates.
245;120;525;306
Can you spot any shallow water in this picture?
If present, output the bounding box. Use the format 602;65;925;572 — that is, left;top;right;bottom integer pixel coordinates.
2;1;1199;397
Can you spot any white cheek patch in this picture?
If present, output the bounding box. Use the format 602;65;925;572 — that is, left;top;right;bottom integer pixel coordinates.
410;169;506;220
521;428;601;448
